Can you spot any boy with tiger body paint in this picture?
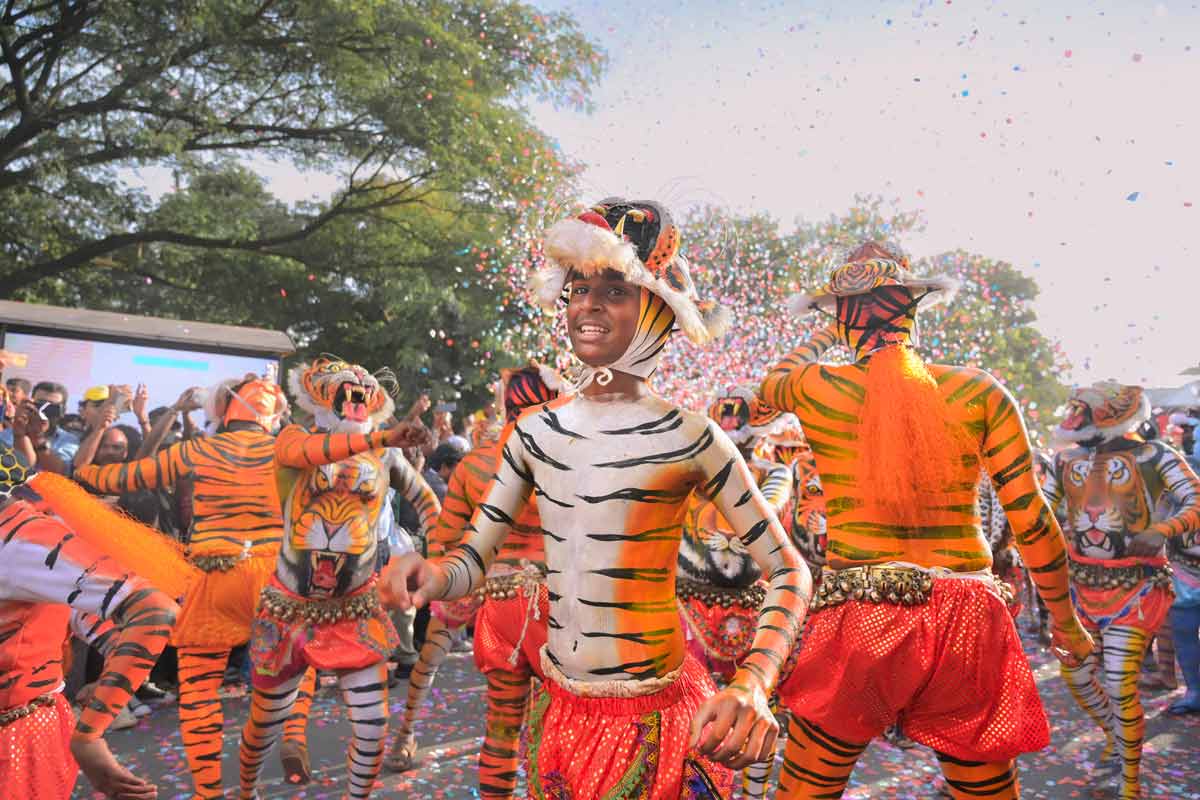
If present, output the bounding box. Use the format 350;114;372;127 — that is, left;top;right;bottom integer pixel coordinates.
0;446;185;799
385;363;561;799
1042;382;1200;798
384;199;811;800
761;242;1094;800
236;358;436;800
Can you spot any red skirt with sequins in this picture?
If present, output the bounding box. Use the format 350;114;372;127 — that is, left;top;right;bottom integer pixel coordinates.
526;653;733;800
473;586;549;678
249;577;398;689
779;576;1049;762
0;693;77;800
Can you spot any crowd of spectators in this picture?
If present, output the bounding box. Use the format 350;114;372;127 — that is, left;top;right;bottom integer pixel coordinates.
0;367;484;731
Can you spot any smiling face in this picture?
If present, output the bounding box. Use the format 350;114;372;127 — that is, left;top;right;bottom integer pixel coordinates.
565;269;642;368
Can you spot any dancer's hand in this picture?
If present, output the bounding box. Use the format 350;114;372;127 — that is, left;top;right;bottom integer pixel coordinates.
71;737;158;799
689;683;779;770
386;420;431;450
379;553;446;610
1050;614;1095;668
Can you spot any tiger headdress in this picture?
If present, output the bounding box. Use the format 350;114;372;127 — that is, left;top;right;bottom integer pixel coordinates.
287;356;396;435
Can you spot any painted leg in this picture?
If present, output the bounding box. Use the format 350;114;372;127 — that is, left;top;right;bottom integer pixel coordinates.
340;663;390;800
1101;625;1152;799
236;670;307;799
1059;649;1117;762
279;667;317;784
478;668;533;799
385;617;454;772
935;753;1019;799
1168;604;1200;713
775;716;867;799
177;647;231;800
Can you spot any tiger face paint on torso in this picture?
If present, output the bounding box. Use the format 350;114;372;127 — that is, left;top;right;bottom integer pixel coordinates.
435;392;806;688
678;457;791;588
1045;439;1200;562
278;440;393;597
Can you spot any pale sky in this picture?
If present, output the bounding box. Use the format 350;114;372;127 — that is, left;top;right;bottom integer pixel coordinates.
529;0;1199;388
133;0;1197;388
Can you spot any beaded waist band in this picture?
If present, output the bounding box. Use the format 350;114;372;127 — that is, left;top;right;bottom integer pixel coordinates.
675;577;766;609
1069;560;1173;590
1170;550;1200;570
0;693;57;728
482;568;544;601
259;583;382;623
190;554;244;573
810;563;1012;612
539;645;682;699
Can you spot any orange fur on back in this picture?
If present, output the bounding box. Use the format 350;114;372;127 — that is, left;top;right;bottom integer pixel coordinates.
855;345;977;530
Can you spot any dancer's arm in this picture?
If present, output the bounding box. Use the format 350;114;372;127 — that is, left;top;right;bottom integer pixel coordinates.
1146;443;1200;538
690;421;811;768
275;424;395;468
74;437;192;493
757;460;793;513
424;452;477;558
978;377;1092;665
760;324;840;412
388;450;442;541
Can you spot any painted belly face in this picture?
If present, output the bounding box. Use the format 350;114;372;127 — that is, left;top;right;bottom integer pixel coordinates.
1063;451;1150;559
284;452;389;597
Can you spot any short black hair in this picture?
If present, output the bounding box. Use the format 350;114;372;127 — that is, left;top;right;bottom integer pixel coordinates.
32;381;69;407
428;442;466;471
5;378;30;394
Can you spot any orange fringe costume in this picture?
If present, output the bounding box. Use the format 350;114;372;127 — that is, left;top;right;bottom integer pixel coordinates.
1;463;186;800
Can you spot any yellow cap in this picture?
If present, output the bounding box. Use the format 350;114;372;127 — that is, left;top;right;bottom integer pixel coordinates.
82;385;110;402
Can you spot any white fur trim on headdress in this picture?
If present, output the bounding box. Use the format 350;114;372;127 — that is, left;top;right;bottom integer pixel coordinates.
1054;393;1152;444
532;218;729;346
287;360;396;432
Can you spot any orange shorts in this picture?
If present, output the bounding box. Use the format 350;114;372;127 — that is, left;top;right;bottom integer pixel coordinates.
779;576;1048;762
526;652;732;800
473;584;549;678
0;693;77;800
171;553;276;649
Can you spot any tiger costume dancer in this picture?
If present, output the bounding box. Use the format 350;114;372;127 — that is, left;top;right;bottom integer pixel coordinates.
1042;382;1200;798
676;384;792;799
237;358;435;800
767;419;827;578
386;363;560;799
72;376;312;799
761;241;1094;800
385;198;810;799
0;446;185;799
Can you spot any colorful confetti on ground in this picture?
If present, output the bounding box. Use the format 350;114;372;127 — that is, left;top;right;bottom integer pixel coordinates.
72;632;1200;799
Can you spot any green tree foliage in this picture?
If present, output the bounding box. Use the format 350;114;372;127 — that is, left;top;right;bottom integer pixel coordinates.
1;0;601;406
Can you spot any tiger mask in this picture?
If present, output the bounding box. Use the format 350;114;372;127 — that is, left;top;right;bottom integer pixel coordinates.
288;357;395;435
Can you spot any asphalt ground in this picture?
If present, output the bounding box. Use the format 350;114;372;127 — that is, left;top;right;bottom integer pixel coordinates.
72;634;1200;799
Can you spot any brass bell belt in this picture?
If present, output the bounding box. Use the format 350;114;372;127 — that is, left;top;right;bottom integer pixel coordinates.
675;577;766;609
1171;550;1200;570
809;564;1013;612
190;554;243;573
259;584;381;624
0;693;56;728
1069;560;1173;591
483;571;544;601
